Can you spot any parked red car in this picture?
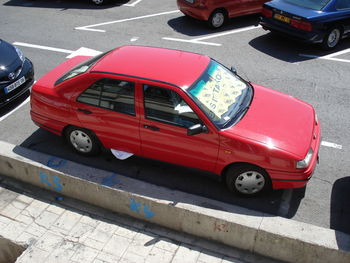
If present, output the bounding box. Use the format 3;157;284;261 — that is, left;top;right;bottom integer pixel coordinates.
177;0;268;28
30;45;320;195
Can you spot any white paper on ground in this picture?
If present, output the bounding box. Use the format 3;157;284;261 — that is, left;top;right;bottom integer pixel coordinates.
111;149;133;160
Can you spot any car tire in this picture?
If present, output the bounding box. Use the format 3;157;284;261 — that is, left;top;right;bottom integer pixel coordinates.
225;164;271;195
208;9;226;29
91;0;104;5
65;126;100;156
321;27;342;50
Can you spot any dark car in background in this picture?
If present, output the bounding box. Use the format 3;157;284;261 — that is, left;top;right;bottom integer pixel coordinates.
0;40;34;107
260;0;350;49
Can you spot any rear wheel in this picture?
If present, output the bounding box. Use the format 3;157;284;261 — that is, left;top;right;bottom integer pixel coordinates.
65;126;100;156
225;165;270;195
322;27;342;50
208;9;226;29
92;0;104;5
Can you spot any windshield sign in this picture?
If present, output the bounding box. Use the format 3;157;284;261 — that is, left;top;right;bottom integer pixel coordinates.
188;60;251;129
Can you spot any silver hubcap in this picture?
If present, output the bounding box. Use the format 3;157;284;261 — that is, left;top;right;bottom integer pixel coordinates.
70;130;92;153
235;171;265;194
92;0;104;4
327;29;340;48
212;13;224;28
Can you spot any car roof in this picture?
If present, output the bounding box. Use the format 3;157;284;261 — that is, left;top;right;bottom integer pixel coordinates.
90;45;210;88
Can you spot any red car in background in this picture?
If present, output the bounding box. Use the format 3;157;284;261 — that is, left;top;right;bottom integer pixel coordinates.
177;0;268;28
30;45;320;195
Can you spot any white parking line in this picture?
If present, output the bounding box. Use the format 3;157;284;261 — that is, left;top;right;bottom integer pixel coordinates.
13;42;73;54
123;0;143;7
75;10;180;32
321;141;343;150
299;48;350;63
13;42;102;58
163;25;261;46
0;96;30;122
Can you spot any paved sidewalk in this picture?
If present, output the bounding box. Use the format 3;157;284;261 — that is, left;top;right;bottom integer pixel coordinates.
0;175;281;263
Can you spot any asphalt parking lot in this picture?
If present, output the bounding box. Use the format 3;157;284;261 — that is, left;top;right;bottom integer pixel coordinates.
0;0;349;235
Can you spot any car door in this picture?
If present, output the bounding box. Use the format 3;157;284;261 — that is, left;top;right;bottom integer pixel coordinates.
139;82;219;173
71;75;141;155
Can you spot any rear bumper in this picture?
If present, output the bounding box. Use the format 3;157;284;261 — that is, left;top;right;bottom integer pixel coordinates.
31;110;65;136
177;0;211;21
260;17;324;44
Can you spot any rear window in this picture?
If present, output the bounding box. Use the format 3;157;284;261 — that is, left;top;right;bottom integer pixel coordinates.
54;51;108;86
283;0;332;10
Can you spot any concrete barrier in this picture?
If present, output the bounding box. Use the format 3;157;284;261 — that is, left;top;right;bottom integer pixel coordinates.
0;140;349;263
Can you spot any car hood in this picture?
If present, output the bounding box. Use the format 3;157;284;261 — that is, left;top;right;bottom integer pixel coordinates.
0;40;22;77
34;56;90;89
223;84;315;159
266;0;330;20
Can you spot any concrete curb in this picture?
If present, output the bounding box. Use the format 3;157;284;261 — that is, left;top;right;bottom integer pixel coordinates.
0;140;349;263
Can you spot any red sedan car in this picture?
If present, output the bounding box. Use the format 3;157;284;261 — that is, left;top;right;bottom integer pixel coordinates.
30;46;320;195
177;0;268;28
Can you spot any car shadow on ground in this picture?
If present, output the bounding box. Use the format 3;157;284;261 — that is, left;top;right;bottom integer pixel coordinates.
167;14;260;37
330;177;350;236
3;0;130;9
249;31;350;63
0;90;30;118
18;127;304;217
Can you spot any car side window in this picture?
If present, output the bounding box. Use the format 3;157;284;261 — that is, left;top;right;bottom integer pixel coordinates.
143;85;201;128
336;0;350;9
77;78;135;115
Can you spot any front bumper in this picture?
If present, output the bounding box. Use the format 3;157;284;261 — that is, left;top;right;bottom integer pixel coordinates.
268;120;321;190
0;58;34;107
260;17;325;44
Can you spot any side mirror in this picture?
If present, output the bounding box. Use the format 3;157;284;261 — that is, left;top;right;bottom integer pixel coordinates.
230;66;237;74
187;124;208;136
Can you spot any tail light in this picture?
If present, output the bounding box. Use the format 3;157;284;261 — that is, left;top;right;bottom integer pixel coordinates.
261;7;273;18
291;19;312;31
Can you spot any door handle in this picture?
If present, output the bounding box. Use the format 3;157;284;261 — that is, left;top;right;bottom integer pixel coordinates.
77;108;92;114
143;125;160;131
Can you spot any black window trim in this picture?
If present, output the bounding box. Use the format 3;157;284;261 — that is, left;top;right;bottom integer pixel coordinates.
76;77;136;117
142;84;203;129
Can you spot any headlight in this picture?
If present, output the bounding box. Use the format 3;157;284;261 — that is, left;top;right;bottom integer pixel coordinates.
296;148;313;169
15;47;25;63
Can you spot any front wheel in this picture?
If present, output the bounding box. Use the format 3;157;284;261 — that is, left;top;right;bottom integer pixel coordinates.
208;10;226;29
65;126;100;156
321;27;342;50
225;165;271;195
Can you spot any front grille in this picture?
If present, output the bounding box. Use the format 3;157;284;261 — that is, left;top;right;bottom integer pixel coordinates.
0;64;23;84
0;67;34;104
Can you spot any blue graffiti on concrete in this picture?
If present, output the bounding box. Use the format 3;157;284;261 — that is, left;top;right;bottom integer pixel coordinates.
129;199;154;218
143;205;155;219
130;199;142;213
47;157;67;169
101;173;119;187
40;172;63;191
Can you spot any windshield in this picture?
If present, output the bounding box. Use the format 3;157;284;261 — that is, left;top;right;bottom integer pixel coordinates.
55;51;108;86
187;60;252;129
283;0;331;10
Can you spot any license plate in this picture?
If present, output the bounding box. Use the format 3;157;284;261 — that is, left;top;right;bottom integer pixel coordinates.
274;14;291;24
4;76;26;94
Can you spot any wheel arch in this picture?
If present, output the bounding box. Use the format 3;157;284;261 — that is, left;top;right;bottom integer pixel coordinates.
211;8;228;19
221;162;270;182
